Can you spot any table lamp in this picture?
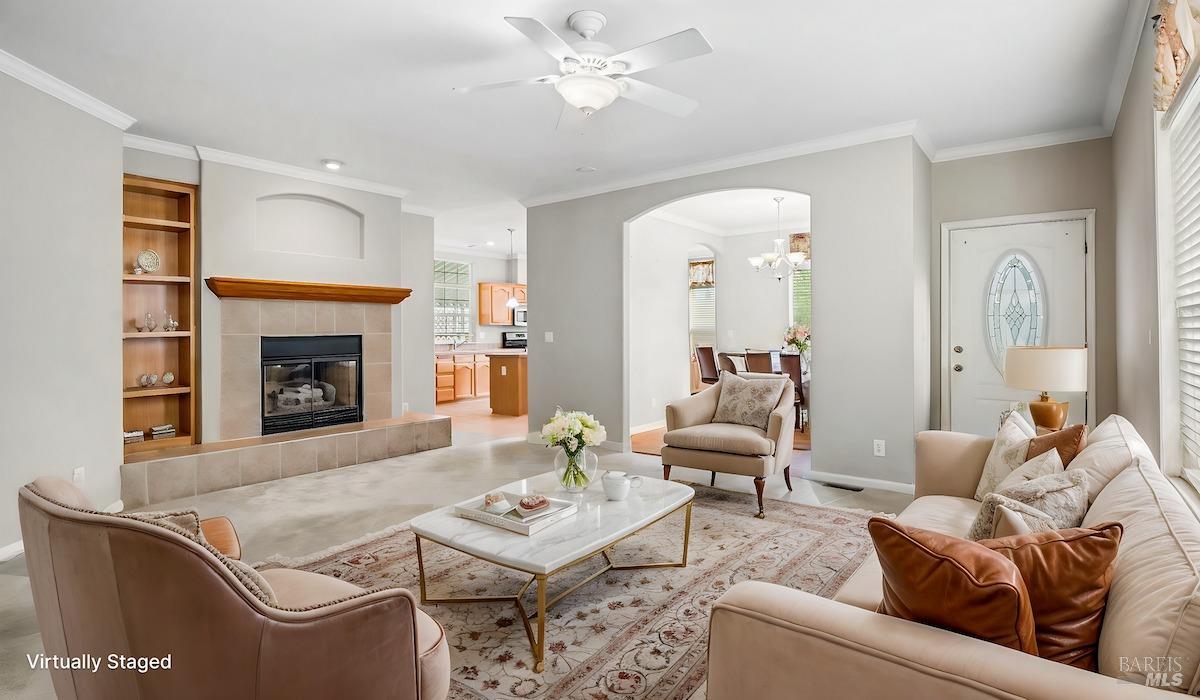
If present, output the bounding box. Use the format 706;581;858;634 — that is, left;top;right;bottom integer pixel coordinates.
1003;346;1088;431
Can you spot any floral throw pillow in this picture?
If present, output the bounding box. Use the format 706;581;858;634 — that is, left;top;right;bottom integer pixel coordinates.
712;372;788;431
974;415;1037;501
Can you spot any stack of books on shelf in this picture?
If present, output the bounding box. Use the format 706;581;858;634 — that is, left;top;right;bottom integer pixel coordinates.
150;424;176;440
123;429;144;444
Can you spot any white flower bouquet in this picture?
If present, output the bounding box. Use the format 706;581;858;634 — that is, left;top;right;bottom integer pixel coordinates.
542;408;607;490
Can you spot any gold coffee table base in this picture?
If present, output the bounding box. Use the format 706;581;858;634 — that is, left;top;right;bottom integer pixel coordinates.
414;500;693;673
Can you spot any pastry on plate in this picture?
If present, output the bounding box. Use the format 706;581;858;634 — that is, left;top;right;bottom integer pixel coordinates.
482;492;512;514
518;494;549;513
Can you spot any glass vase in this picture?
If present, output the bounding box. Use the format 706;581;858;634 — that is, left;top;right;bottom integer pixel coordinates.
554;447;598;493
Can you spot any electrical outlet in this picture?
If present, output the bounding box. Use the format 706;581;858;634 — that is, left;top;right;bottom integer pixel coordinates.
544;331;554;343
402;402;410;414
873;440;886;457
501;366;508;376
72;467;85;486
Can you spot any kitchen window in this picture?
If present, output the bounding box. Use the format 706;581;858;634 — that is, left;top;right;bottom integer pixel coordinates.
434;259;471;342
789;233;812;326
688;259;716;348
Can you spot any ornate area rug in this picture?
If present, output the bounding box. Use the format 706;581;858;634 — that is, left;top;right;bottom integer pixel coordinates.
267;485;879;700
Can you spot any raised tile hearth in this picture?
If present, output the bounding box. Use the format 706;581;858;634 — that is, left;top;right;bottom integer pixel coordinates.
119;414;450;508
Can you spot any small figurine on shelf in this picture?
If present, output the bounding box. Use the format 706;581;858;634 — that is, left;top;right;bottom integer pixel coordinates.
132;264;145;275
163;311;180;333
143;312;157;333
162;372;175;386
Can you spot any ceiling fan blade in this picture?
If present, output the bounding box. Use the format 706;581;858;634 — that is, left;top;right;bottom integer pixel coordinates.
504;17;580;64
454;75;559;93
618;78;699;117
605;28;712;74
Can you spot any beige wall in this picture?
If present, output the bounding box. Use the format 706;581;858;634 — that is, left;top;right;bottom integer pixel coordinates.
930;137;1117;425
530;136;929;488
1113;20;1162;460
0;74;124;543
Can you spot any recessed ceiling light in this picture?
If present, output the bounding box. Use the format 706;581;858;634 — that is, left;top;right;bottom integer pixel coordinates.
485;241;496;246
321;159;343;171
576;166;598;173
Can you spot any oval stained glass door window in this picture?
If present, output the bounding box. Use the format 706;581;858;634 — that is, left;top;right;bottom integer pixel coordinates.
985;252;1046;372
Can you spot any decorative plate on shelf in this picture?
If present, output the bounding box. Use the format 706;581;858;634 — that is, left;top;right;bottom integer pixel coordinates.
135;249;161;274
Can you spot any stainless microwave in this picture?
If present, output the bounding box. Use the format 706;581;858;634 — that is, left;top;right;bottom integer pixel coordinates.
513;305;528;326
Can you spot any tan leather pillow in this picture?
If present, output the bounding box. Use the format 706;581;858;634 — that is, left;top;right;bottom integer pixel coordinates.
1026;423;1088;467
981;522;1122;671
868;517;1038;654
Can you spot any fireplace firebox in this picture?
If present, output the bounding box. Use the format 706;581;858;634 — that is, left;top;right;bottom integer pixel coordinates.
261;335;362;435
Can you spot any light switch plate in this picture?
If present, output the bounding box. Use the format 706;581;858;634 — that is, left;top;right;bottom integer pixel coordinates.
873;440;886;457
501;366;508;376
544;331;554;343
72;467;85;485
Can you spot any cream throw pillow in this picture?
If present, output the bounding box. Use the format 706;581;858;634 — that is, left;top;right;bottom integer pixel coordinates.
974;414;1036;500
968;470;1088;541
995;449;1064;491
712;371;787;431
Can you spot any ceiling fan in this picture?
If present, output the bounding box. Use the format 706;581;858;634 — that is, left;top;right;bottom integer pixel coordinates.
456;10;713;118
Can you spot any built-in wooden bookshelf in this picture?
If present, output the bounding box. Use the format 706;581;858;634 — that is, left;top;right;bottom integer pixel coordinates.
122;175;199;458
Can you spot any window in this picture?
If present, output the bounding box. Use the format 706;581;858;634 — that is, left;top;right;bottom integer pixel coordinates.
1168;77;1200;485
689;259;716;349
984;252;1046;372
789;234;812;326
433;259;470;341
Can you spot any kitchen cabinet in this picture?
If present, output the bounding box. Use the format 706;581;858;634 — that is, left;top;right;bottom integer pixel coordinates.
478;282;527;326
489;354;528;416
436;352;496;403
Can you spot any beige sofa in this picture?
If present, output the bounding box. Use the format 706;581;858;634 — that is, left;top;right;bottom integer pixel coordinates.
19;477;450;700
708;416;1200;699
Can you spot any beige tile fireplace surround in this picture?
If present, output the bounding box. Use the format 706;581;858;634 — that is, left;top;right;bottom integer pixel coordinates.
220;297;395;439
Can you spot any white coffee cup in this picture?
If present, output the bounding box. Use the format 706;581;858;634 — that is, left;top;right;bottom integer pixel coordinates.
602;471;643;501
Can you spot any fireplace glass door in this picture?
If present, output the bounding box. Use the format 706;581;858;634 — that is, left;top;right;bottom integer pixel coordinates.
261;336;362;435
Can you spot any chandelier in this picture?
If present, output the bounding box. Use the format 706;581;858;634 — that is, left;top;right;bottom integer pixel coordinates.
748;196;806;280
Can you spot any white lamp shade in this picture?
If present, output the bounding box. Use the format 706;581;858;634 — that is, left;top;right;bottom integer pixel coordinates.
1003;346;1088;393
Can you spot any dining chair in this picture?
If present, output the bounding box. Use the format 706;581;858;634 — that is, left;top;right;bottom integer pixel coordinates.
780;354;808;431
695;346;720;385
744;350;777;374
717;352;739;375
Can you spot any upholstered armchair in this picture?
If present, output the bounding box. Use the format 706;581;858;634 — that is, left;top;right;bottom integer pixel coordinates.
661;373;795;517
18;477;450;700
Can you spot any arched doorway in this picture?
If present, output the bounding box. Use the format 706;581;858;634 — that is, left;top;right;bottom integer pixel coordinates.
625;188;813;456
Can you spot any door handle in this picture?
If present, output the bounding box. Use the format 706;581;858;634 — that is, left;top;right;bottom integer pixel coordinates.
953;364;963;372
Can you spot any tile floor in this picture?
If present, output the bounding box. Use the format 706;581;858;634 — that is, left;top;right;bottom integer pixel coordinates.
0;435;911;698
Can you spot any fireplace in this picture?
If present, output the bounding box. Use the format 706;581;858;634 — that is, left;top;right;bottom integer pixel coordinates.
261;335;362;435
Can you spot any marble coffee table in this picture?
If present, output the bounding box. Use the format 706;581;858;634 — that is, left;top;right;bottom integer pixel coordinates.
409;471;695;672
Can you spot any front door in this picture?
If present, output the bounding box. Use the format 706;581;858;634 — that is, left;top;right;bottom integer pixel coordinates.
947;217;1088;436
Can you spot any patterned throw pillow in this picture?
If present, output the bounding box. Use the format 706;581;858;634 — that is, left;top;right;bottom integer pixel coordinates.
975;415;1037;500
712;372;788;431
968;470;1089;541
995;449;1064;492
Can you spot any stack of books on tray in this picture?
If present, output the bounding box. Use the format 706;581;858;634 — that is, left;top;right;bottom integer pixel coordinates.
453;492;578;536
122;429;144;444
150;424;176;440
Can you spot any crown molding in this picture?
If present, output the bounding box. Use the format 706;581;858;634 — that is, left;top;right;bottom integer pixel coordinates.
911;121;936;161
0;49;135;130
435;244;521;260
1103;0;1154;131
930;125;1110;163
123;133;198;160
195;146;409;199
521;120;924;208
643;210;727;236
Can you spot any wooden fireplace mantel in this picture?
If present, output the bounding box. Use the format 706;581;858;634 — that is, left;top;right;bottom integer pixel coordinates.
204;277;412;304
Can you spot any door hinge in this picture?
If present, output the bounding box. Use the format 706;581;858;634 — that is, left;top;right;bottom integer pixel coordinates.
1084;239;1088;254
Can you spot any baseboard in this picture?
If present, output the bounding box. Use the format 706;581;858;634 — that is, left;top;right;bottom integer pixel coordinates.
630;420;666;434
0;540;23;562
804;470;915;495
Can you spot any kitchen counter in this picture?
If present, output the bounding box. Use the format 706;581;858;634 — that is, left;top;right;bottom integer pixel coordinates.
435;349;527;357
489;354;528;416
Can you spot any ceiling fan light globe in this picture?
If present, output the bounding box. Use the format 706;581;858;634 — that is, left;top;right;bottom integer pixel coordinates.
555;73;621;114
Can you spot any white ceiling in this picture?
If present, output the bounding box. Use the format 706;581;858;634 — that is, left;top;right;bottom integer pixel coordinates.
0;1;1139;212
648;188;810;236
434;200;528;255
